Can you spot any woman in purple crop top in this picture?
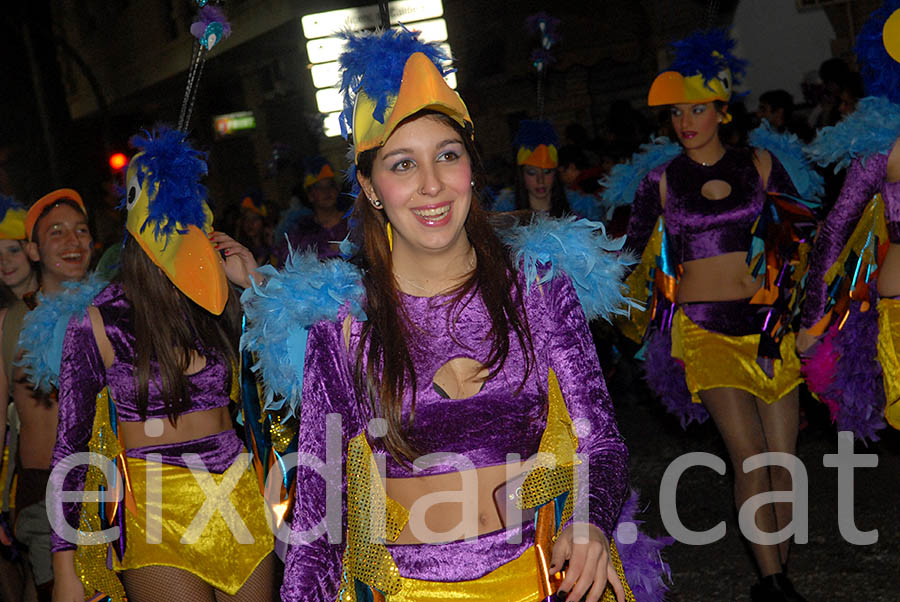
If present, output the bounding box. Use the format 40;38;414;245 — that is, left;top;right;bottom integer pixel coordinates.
50;128;274;602
260;28;648;602
622;31;815;602
799;2;900;437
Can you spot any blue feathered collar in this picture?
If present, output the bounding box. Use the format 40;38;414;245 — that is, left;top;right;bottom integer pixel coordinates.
806;96;900;171
748;120;824;202
16;274;109;392
600;137;681;208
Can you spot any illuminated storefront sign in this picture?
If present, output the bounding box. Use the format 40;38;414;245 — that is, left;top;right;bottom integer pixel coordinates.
213;111;256;137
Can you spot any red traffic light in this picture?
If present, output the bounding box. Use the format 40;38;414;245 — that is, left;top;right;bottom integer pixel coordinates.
109;152;127;171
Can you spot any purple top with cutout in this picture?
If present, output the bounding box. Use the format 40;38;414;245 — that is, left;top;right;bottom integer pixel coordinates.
280;271;628;601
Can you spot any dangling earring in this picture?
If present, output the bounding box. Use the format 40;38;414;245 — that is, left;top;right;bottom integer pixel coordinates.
386;222;393;251
371;197;383;209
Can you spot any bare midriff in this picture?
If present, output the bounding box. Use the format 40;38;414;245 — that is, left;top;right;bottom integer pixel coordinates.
386;460;529;545
119;405;232;450
676;251;763;303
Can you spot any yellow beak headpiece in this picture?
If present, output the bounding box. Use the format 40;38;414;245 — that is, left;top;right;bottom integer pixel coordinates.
0;196;26;240
514;120;559;169
647;29;746;118
303;158;337;190
124;128;228;315
338;28;473;164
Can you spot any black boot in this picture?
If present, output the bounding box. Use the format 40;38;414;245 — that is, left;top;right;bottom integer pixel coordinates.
750;573;808;602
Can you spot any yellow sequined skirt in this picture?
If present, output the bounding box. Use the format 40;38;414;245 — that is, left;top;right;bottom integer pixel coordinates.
114;454;273;595
671;308;802;405
877;299;900;430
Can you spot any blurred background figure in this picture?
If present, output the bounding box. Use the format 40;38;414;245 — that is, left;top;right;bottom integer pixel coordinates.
235;191;275;266
757;89;814;142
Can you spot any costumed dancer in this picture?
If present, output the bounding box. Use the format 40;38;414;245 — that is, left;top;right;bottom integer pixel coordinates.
0;195;36;602
242;26;671;602
48;126;274;602
616;30;822;602
235;193;276;266
491;120;608;222
799;1;900;438
274;156;349;264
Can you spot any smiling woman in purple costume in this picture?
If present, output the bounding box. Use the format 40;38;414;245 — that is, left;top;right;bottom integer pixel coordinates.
619;30;823;602
238;26;684;602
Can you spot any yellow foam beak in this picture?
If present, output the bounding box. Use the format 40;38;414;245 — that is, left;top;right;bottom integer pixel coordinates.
517;144;558;169
884;9;900;63
353;52;472;159
648;70;731;106
126;160;229;315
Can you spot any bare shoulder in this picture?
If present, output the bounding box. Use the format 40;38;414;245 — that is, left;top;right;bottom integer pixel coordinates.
752;148;773;187
87;306;114;368
887;138;900;183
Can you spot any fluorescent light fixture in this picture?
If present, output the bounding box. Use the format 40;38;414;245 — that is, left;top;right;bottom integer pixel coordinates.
311;61;340;89
323;111;342;138
315;88;343;114
301;0;443;40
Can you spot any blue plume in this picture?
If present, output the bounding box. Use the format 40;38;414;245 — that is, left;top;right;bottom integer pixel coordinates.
128;126;209;243
600;137;681;208
17;275;109;392
489;188;516;212
337;28;451;139
566;189;604;221
749;120;824;203
668;28;747;91
240;250;365;413
0;195;23;222
514;120;558;151
856;0;900;104
498;214;640;321
806;96;900;171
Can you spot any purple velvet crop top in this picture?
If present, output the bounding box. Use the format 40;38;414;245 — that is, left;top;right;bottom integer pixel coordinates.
802;152;900;327
280;271;629;602
626;146;798;263
50;282;234;552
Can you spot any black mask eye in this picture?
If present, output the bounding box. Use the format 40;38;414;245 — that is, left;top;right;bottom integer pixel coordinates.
128;186;137;206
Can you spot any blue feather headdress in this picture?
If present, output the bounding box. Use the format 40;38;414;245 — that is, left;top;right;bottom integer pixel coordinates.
514;120;558;151
855;0;900;105
0;195;23;222
337;27;451;139
126;126;209;243
668;29;747;90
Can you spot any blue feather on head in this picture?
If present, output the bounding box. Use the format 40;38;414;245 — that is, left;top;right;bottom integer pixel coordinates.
855;0;900;105
668;28;747;91
337;27;451;139
513;120;558;151
126;126;209;243
0;194;23;222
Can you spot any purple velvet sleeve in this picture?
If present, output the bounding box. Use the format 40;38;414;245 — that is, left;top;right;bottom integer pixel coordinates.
49;310;106;553
281;320;363;602
546;274;629;537
801;155;888;328
624;166;665;259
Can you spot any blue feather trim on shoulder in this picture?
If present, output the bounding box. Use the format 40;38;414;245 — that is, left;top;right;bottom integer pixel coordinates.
749;120;824;203
566;189;604;221
600;137;681;208
499;214;640;321
240;250;365;414
807;96;900;171
489;188;516;212
16;274;109;392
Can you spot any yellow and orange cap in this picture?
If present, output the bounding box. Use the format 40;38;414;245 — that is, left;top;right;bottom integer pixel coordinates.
514;120;559;169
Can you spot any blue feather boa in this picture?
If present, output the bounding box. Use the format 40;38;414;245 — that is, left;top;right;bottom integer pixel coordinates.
600;137;681;208
242;216;637;409
499;214;639;321
240;250;365;413
749;120;824;203
16;275;108;392
806;96;900;171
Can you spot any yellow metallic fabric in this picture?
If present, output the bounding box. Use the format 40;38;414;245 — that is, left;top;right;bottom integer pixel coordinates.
876;299;900;430
115;455;273;595
671;308;801;405
76;388;126;601
338;433;409;601
390;542;633;602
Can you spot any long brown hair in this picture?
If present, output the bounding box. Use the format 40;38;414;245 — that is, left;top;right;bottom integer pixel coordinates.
119;235;241;424
352;111;535;464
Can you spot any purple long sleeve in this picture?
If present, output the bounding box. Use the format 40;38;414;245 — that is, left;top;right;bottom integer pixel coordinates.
49;310;106;553
545;274;629;536
625;163;666;258
281;319;362;602
801;155;888;328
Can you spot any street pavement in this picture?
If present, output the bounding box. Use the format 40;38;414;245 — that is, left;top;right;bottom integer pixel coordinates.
607;358;900;602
